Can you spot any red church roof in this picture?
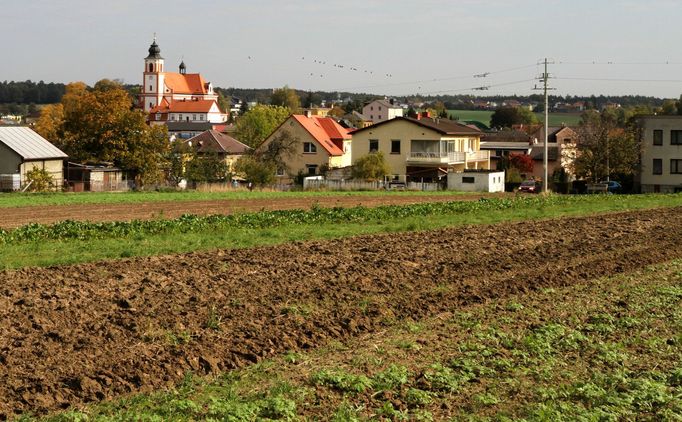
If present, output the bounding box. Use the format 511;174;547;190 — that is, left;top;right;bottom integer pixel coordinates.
162;73;209;95
150;99;218;114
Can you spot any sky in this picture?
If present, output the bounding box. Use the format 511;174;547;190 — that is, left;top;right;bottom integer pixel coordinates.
3;0;682;98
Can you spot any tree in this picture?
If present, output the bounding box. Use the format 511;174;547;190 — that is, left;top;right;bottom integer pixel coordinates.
233;104;291;148
34;80;170;186
233;129;298;186
569;112;640;182
509;153;534;174
270;85;301;113
185;151;230;183
25;167;55;192
352;152;390;181
490;106;538;128
328;105;345;118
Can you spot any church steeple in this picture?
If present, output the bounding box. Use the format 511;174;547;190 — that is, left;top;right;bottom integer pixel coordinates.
144;35;164;73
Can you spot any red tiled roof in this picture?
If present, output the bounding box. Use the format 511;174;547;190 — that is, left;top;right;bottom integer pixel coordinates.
163;73;208;94
291;115;346;156
312;116;352;141
150;100;218;114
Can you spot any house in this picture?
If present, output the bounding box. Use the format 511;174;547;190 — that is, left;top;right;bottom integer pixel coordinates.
480;130;533;169
66;162;129;192
0;127;67;190
139;38;227;124
448;169;505;193
183;130;250;173
362;99;403;124
524;125;578;180
166;121;228;141
638;115;682;193
338;111;373;129
351;115;490;183
259;114;352;182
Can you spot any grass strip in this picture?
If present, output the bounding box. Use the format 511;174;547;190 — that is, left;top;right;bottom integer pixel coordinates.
0;189;473;209
30;259;682;421
1;194;682;270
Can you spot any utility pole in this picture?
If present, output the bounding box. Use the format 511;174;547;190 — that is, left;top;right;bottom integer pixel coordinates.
533;58;555;193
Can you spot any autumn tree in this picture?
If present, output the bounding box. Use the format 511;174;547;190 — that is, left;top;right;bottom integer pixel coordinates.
352;152;390;181
233;104;291;148
509;153;534;174
34;80;170;186
569;111;640;182
185;151;230;183
270;85;301;113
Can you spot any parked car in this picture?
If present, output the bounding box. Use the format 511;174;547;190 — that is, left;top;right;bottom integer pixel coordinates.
600;180;622;194
518;180;541;193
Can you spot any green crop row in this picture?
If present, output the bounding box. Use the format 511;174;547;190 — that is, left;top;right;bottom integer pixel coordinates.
0;194;675;245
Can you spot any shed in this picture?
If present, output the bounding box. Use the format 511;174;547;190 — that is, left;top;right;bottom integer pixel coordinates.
0;126;67;190
448;169;505;193
66;162;131;192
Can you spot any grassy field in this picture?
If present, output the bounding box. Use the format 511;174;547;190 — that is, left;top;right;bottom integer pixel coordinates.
448;109;583;127
0;190;477;209
32;259;682;421
2;194;682;269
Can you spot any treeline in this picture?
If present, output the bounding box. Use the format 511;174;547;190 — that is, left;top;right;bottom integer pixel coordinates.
0;80;669;112
0;81;65;104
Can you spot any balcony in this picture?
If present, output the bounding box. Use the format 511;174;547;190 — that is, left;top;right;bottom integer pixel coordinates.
407;150;489;165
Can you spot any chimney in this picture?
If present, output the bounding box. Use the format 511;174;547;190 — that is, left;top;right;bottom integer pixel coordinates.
416;113;421;120
304;109;312;118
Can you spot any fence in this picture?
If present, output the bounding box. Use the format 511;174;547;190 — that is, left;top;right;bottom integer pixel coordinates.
303;178;442;191
1;172;64;192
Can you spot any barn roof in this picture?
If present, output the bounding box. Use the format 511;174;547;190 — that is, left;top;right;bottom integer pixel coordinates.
0;127;68;160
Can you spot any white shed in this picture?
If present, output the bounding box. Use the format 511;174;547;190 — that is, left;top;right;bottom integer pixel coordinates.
0;127;68;190
448;170;505;193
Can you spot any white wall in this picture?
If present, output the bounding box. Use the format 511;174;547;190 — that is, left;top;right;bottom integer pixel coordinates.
448;171;505;192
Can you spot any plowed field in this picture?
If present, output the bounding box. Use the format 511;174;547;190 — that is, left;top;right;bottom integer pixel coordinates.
0;194;493;229
1;207;681;418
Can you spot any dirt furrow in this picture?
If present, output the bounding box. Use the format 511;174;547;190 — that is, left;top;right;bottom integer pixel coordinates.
0;207;681;418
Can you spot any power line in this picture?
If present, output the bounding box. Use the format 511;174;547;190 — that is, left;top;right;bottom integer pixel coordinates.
403;78;537;96
555;76;682;83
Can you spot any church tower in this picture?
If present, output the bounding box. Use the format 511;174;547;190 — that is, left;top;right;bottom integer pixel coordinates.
141;37;166;112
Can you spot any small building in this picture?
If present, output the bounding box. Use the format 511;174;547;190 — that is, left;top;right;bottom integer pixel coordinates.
0;126;67;189
362;99;403;124
66;162;130;192
448;169;505;193
638;115;682;193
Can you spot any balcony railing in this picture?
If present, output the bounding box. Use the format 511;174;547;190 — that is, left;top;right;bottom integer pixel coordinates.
407;150;489;164
407;151;466;164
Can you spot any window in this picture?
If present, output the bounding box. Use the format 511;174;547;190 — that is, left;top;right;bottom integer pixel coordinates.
148;63;153;72
391;140;401;154
303;142;317;153
672;130;682;145
370;106;374;111
653;158;663;175
379;106;382;111
369;139;379;152
155;113;160;121
462;177;475;184
149;102;153;108
671;159;682;174
306;164;317;175
653;130;663;145
276;168;285;176
149;85;153;91
192;114;196;121
370;115;374;120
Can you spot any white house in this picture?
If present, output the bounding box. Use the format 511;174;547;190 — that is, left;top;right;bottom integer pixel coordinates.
362;99;403;124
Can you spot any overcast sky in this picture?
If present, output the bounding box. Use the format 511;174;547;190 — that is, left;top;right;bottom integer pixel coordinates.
3;0;682;98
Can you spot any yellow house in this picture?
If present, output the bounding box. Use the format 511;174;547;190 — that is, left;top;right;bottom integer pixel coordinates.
351;116;490;182
638;115;682;193
260;114;352;182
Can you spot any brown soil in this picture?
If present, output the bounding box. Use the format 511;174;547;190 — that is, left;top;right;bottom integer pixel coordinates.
1;207;681;418
0;194;495;229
